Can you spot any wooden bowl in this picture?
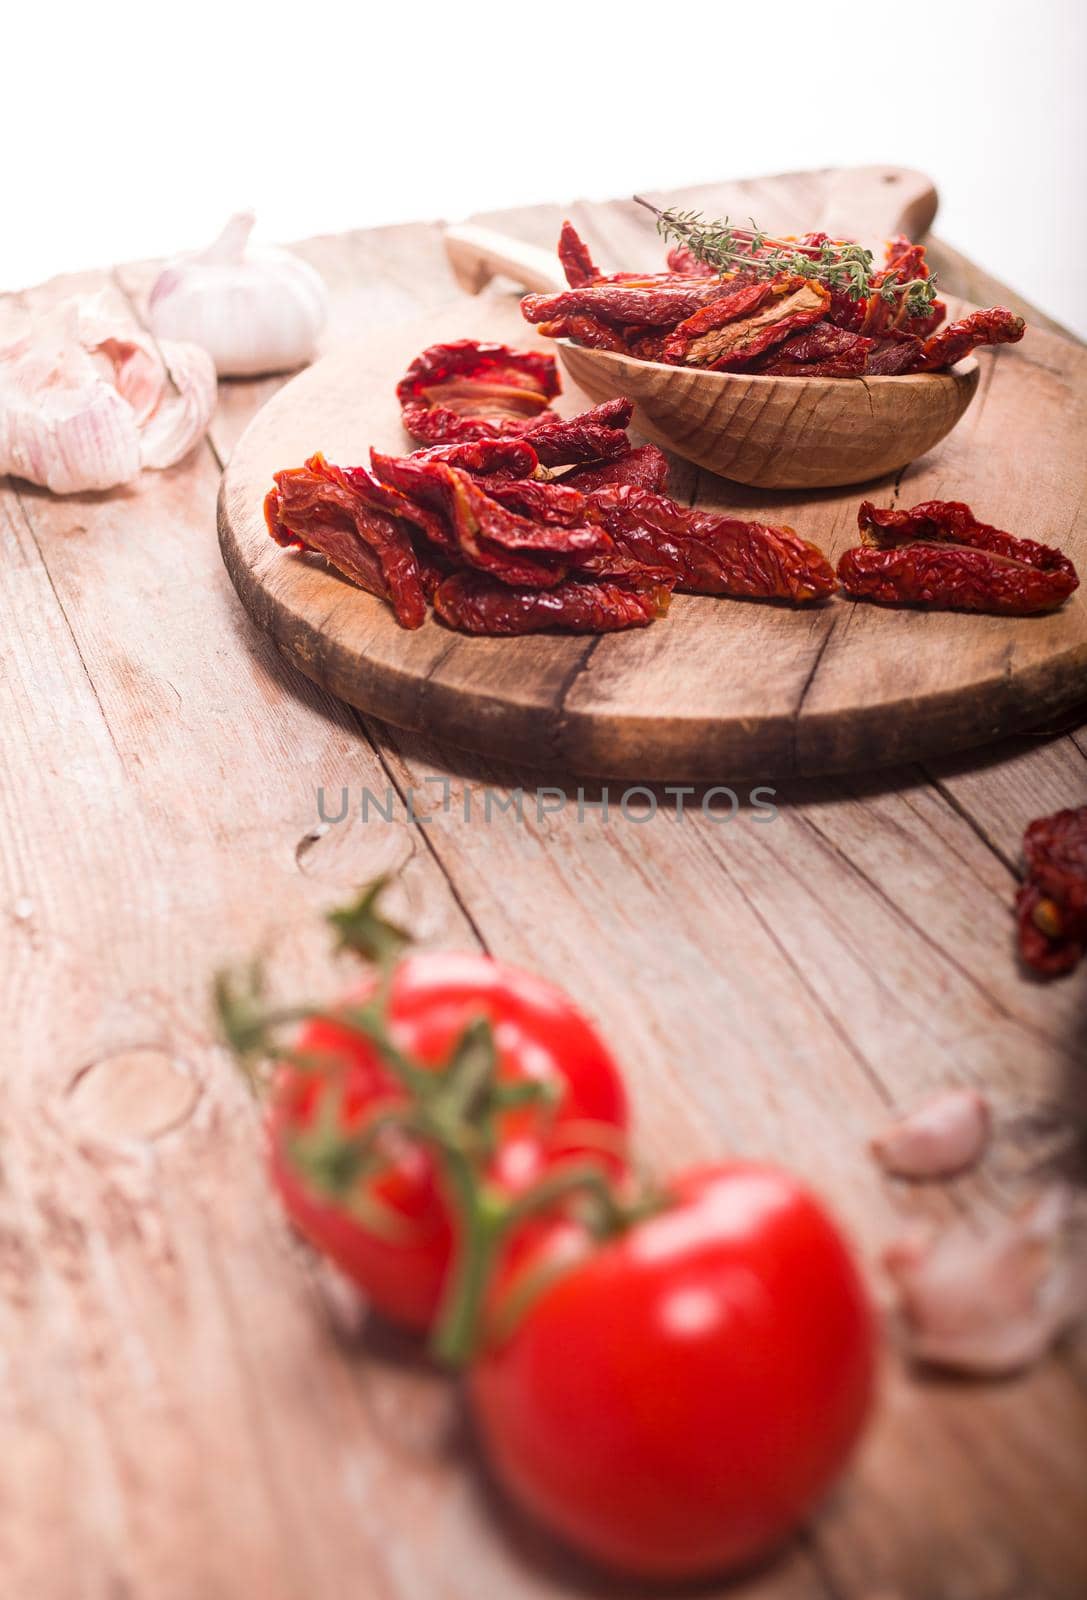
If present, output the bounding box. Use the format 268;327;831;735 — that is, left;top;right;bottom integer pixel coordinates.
557;341;980;490
442;196;978;491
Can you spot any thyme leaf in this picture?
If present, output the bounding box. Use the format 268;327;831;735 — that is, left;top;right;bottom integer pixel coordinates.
634;197;938;321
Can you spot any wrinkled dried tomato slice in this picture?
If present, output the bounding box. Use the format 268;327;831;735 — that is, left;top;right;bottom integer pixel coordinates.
433;571;671;635
523;399;633;468
397;339;559;415
588;488;836;601
1016;806;1087;976
562;444;670;495
533;312;630;353
751;323;874;378
522;281;726;332
408;437;540;479
265;453;428;629
660;280;774;362
838;500;1079;615
398;340;561;448
914;309;1025;371
865;337;923;376
558;221;602;288
674;280;831;370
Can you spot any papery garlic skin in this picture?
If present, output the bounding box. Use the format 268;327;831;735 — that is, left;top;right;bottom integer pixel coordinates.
148;213;328;377
883;1188;1086;1376
139;341;217;469
0;296;216;495
871;1088;992;1180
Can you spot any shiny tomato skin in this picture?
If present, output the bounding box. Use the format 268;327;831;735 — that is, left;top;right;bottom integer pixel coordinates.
268;952;629;1332
468;1162;877;1582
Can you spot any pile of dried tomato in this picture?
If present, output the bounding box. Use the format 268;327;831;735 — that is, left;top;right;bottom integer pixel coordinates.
265;329;1078;629
265;338;837;634
521;221;1025;377
217;880;877;1583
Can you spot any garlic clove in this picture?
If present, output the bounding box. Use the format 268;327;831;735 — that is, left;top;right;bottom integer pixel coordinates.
883;1188;1086;1376
76;292;166;426
138;340;217;470
0;316;142;494
871;1088;992;1179
148;213;329;378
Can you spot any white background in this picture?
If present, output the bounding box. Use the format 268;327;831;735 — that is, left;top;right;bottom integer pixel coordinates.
4;0;1085;335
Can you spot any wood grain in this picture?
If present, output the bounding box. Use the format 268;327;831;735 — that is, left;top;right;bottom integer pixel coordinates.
219;293;1085;782
2;165;1084;1600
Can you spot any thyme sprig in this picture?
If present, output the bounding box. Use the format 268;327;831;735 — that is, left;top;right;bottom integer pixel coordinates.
634;196;938;321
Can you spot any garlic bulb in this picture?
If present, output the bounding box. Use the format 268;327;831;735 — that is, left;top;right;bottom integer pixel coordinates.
871;1088;992;1179
883;1188;1086;1376
148;213;328;377
0;295;216;495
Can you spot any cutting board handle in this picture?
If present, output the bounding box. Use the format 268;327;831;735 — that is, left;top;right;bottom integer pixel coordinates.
444;224;566;296
817;165;938;252
444;166;939;296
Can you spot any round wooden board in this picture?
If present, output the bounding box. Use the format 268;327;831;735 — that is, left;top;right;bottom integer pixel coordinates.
218;297;1087;780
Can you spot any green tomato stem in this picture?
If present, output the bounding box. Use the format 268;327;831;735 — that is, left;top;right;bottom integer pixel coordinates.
430;1153;508;1366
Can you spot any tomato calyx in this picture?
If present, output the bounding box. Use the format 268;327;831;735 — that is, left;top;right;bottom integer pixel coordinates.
434;1151;661;1365
326;875;412;965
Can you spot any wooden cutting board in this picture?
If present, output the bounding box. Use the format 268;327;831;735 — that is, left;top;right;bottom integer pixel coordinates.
218;168;1086;780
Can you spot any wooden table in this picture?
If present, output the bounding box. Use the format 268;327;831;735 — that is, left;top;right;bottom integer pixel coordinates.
2;175;1085;1600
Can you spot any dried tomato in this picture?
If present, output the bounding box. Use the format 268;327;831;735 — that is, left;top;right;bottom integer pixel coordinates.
883;235;928;280
558;220;601;288
621;328;670;362
522;281;726;332
752;323;874;378
433;571;671;635
1015;806;1087;976
265;453;428;629
533;312;630;353
523;399;634;467
865;336;923;376
838;500;1079;615
667;280;831;370
851;237;942;341
562;444;670;495
397;339;558;414
591;488;836;601
824;289;867;333
915;308;1024;370
408;437;540;479
660;279;774;361
398;340;561;447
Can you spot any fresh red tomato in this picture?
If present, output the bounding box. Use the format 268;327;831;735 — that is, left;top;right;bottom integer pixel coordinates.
268;952;629;1332
468;1162;877;1582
